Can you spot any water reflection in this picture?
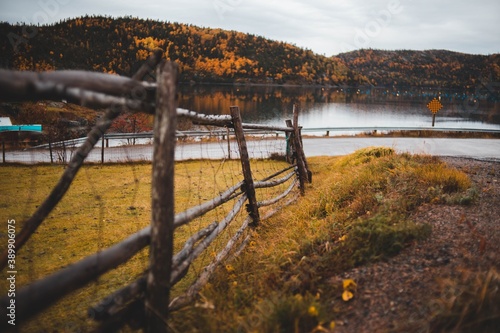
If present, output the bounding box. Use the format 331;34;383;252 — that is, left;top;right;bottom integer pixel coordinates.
178;85;500;130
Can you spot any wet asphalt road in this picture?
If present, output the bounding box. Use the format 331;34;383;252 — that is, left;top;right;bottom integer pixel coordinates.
302;137;500;161
4;137;500;164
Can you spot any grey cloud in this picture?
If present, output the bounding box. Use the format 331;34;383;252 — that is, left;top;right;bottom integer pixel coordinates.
0;0;498;55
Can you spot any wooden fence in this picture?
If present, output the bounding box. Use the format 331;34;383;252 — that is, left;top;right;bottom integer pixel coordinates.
0;51;311;332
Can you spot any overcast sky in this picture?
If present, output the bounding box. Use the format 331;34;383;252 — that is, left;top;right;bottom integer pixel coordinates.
1;0;499;56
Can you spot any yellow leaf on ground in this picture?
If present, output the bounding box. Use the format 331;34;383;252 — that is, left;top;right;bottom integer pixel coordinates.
308;305;319;317
342;290;354;301
343;279;357;290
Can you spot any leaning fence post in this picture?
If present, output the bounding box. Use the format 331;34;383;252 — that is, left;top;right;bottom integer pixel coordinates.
285;127;292;163
48;137;54;164
226;126;231;159
293;104;311;183
146;61;178;333
101;134;105;164
286;119;304;194
286;105;310;194
230;106;260;226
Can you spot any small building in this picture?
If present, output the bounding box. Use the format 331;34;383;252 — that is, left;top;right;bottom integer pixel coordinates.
0;117;43;148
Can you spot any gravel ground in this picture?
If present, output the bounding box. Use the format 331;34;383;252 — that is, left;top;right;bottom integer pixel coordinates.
327;157;500;333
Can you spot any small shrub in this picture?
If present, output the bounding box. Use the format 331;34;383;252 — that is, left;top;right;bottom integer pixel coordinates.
346;214;431;265
269;152;287;161
248;293;326;333
335;146;394;167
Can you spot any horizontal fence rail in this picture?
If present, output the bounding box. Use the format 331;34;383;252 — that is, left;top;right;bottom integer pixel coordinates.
0;54;311;332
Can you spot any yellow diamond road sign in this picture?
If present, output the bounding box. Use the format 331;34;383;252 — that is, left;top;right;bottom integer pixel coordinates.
427;98;443;114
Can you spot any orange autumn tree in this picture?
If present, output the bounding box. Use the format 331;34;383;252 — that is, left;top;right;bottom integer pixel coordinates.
109;112;153;134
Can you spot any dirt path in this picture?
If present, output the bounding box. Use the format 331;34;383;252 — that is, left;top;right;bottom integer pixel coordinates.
328;157;500;333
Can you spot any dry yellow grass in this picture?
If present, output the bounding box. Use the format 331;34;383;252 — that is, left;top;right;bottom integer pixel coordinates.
0;158;291;332
0;148;477;332
168;148;476;332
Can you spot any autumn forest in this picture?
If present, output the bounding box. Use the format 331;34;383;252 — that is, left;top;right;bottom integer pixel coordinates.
1;15;499;89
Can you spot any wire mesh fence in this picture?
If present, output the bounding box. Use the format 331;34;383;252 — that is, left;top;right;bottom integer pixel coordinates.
1;130;288;164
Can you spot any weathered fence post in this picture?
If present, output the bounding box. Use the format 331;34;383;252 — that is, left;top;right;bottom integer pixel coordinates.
226;126;231;159
293;105;311;182
61;139;66;163
101;134;105;164
286;105;310;195
286;119;303;194
230;106;260;226
146;61;178;333
285;128;292;163
48;137;54;164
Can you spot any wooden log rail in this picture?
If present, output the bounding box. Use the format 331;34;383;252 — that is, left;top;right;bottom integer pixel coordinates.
168;215;253;311
254;169;296;189
258;178;298;207
1;226;151;326
0;47;162;103
174;181;244;228
0;69;155;100
87;193;249;322
261;193;300;221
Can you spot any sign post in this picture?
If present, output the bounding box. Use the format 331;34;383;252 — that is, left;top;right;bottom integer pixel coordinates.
427;98;443;127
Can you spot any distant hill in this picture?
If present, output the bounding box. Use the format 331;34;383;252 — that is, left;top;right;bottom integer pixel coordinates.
0;16;361;86
0;16;498;90
338;49;500;90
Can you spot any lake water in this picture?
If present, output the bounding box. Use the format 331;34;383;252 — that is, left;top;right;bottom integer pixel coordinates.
178;84;500;135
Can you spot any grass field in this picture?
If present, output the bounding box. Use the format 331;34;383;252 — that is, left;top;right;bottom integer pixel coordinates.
0;148;477;332
0;158;292;331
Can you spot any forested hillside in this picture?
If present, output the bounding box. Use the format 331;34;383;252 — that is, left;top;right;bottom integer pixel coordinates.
0;16;362;85
339;49;500;89
1;16;498;89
